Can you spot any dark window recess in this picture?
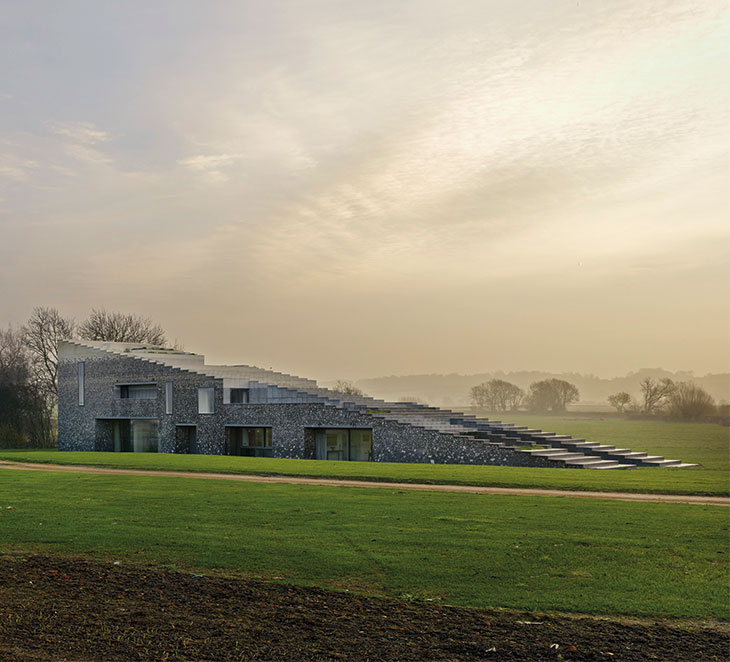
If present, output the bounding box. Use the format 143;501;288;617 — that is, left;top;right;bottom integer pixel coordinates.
119;384;157;400
175;426;197;454
226;427;272;457
230;388;249;404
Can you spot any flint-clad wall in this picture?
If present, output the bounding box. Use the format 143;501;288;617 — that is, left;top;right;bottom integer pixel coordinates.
57;341;555;468
58;342;221;454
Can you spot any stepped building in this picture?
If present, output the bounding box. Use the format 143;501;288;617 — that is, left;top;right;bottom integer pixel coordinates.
57;340;693;470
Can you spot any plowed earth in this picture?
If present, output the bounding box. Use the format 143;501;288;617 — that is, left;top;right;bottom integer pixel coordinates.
0;554;726;661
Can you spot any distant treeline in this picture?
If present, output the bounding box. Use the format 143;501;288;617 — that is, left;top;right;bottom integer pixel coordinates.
357;369;729;409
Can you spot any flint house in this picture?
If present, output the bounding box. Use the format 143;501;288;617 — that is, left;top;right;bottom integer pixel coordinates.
58;340;687;469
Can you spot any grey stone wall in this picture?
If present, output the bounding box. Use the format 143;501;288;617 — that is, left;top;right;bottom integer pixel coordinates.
57;342;555;468
58;343;220;454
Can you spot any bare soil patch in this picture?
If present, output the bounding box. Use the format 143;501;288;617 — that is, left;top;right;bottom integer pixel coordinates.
0;554;726;661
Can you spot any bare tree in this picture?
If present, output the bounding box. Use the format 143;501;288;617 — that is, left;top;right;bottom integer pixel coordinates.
505;383;524;411
79;308;166;345
470;383;489;409
667;382;715;420
639;377;675;414
0;326;28;384
551;379;580;411
607;391;632;414
471;380;523;412
527;379;579;413
22;306;76;398
0;326;55;448
490;379;524;412
333;380;365;397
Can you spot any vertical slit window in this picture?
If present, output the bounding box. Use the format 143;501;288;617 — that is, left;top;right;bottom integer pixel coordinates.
165;382;173;415
78;361;85;406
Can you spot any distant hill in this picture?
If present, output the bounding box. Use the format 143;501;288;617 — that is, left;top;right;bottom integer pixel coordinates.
354;369;730;409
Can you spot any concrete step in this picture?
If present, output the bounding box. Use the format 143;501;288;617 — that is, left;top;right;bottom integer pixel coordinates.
565;457;619;467
564;458;631;469
639;458;683;467
548;439;589;448
604;451;648;461
550;455;636;470
582;445;618;454
522;448;567;456
544;452;592;461
588;462;637;470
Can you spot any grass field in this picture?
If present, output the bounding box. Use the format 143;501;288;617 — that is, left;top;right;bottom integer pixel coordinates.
1;447;727;496
0;470;727;620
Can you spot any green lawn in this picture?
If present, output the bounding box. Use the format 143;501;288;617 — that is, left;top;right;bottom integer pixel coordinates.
1;417;727;497
0;470;726;619
1;449;727;496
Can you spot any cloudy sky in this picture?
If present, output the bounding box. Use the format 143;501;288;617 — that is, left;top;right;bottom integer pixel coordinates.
0;0;727;381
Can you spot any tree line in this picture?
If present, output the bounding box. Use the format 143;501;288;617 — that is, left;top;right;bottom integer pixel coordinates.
470;378;579;414
606;377;720;421
470;375;721;421
0;307;167;449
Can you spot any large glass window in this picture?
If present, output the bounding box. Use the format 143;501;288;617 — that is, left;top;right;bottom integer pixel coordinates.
315;429;372;461
119;383;157;400
325;429;348;461
226;427;273;457
113;419;158;453
198;387;215;414
349;429;374;462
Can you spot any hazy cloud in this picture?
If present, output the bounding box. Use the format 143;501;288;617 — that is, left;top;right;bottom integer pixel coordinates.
0;152;38;182
0;0;727;379
45;120;111;145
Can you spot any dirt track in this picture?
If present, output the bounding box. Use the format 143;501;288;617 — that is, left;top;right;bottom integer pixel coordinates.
1;460;727;505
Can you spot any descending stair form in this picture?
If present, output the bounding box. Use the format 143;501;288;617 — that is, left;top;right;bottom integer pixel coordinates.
64;340;697;470
447;416;696;469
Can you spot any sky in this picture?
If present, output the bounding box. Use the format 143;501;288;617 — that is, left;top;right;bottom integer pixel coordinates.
0;0;727;382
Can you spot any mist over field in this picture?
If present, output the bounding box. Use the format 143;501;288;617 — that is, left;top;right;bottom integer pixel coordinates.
351;368;730;408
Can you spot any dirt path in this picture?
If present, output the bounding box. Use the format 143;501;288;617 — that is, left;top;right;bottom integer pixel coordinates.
1;460;726;505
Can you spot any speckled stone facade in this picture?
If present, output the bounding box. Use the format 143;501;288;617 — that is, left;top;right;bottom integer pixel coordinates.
57;342;554;468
